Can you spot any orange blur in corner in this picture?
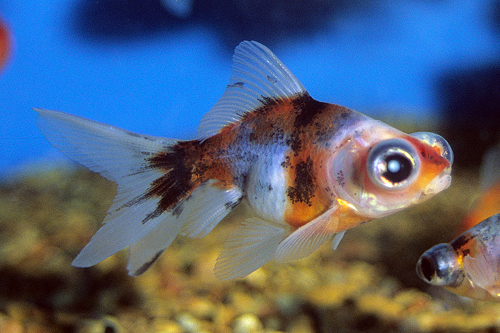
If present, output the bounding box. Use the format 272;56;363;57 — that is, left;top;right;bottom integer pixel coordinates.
0;17;12;72
459;181;500;234
456;145;500;235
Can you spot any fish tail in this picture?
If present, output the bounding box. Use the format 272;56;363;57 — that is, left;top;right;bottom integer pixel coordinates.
35;108;242;275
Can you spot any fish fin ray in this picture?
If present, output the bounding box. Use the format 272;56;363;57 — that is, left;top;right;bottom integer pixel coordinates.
214;218;288;280
463;236;500;296
126;181;242;275
36;108;175;181
463;254;500;296
331;230;346;250
180;181;243;238
126;216;183;276
274;207;338;262
197;40;307;140
36;108;196;270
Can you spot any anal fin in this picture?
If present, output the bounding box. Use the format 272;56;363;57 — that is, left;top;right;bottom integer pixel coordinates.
126;215;184;276
214;218;288;280
126;180;243;276
180;181;242;239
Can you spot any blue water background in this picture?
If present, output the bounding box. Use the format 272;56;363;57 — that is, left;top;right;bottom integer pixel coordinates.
0;0;499;176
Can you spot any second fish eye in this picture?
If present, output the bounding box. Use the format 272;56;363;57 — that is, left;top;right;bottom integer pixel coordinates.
367;139;420;190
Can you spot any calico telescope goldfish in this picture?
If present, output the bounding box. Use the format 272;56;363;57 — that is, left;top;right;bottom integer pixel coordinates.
36;41;453;280
417;213;500;301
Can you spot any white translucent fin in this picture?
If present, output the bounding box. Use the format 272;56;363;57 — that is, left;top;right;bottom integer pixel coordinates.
274;207;339;263
180;181;243;238
125;181;243;275
331;230;346;250
197;40;307;140
480;145;500;191
36;108;177;267
214;218;289;280
126;214;183;276
463;253;500;296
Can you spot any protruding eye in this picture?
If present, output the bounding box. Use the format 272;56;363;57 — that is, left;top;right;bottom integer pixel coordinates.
416;243;463;286
367;139;420;190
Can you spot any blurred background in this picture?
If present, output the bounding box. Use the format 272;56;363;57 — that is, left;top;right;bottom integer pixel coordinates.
1;0;500;176
3;2;500;331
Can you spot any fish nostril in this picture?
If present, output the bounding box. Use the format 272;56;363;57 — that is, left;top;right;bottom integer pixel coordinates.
418;256;436;282
410;132;454;165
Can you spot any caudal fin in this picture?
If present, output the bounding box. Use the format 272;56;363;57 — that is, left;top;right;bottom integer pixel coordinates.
36;108;242;275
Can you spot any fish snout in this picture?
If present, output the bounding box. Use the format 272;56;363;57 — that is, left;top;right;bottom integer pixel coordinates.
411;132;453;195
411;132;454;168
416;243;463;287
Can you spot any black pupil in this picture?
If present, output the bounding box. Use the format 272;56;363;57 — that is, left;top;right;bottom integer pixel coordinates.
382;153;413;184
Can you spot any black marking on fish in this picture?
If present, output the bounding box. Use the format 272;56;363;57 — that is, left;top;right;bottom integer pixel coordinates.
287;156;317;206
451;233;476;252
228;81;245;88
292;93;328;129
147;141;199;213
281;155;291;168
124;140;206;225
224;197;243;210
234;173;249;191
132;250;164;276
172;202;185;218
266;75;278;84
314;108;361;146
336;170;345;187
142;208;163;224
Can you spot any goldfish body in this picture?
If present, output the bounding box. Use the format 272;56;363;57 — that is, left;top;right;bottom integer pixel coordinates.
417;213;500;301
36;41;453;280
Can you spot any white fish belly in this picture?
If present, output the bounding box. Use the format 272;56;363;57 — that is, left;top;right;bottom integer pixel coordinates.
245;151;288;224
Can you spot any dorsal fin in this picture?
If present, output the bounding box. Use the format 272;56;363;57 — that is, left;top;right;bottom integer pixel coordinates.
197;41;307;140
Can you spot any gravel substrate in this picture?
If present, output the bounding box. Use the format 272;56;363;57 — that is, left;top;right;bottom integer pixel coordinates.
0;166;498;333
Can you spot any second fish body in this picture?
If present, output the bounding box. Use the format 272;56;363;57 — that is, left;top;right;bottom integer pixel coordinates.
417;213;500;301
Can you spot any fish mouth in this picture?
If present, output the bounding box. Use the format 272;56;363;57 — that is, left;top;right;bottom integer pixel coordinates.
423;172;452;197
410;131;453;196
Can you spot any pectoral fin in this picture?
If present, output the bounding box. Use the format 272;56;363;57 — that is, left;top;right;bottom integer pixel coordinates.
463;252;500;297
274;207;339;262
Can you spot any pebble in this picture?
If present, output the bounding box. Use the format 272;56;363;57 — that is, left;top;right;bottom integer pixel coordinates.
0;314;23;333
176;313;201;333
232;313;263;333
0;167;497;333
